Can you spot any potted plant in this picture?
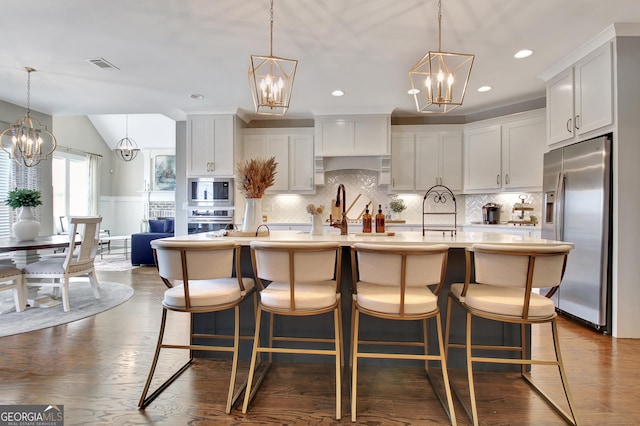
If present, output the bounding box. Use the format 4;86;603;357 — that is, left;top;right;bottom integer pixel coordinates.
236;157;277;233
5;188;42;241
389;197;407;220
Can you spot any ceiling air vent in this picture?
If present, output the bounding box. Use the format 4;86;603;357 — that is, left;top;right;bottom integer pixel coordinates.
86;58;120;70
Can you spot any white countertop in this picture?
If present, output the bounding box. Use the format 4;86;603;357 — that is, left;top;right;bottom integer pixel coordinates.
170;230;567;248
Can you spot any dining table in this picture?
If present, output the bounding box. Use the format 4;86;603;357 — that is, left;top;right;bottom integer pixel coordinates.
0;234;80;312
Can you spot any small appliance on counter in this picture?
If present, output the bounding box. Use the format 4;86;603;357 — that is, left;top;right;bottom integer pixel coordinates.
482;202;501;224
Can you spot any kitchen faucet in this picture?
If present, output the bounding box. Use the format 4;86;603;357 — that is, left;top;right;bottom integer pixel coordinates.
330;184;348;235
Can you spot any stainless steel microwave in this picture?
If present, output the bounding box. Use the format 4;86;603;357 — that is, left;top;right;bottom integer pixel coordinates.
188;178;233;206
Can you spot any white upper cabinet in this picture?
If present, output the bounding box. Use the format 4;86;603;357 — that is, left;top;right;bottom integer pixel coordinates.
464;110;546;193
187;114;235;177
390;133;416;191
242;129;314;193
463;125;502;191
546;42;613;145
288;134;315;191
390;127;462;193
501;116;546;189
315;115;390;156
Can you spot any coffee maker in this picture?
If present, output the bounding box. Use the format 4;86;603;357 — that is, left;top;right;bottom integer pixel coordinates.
482;202;501;224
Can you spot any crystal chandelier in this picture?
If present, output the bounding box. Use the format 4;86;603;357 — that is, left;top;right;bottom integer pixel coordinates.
115;115;140;162
409;0;474;114
0;67;57;167
249;0;297;116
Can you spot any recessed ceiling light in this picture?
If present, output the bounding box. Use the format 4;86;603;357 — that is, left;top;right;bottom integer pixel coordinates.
477;86;492;92
514;49;533;59
331;90;345;97
407;88;420;95
190;94;204;100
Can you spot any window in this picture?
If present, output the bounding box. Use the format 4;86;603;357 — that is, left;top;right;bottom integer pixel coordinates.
0;152;10;237
53;151;90;233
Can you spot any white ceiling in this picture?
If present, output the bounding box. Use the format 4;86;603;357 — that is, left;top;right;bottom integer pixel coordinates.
1;0;640;146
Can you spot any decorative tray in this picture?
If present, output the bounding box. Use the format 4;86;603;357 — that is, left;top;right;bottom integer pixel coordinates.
353;232;396;236
225;230;270;237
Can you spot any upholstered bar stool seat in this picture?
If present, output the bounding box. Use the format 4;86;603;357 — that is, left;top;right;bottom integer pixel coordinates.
260;280;337;310
164;277;254;308
139;239;256;414
350;243;456;424
450;284;556;318
445;243;578;426
357;283;439;315
0;265;26;313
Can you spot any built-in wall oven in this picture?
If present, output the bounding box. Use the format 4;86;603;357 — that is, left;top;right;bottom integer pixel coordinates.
188;208;234;234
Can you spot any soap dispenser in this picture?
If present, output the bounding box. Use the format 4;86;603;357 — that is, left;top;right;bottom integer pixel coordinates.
362;203;372;233
375;204;385;233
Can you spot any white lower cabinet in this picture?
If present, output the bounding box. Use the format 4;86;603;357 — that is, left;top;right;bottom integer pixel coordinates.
242;129;314;193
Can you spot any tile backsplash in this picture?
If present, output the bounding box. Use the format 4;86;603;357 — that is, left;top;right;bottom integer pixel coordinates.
258;170;541;225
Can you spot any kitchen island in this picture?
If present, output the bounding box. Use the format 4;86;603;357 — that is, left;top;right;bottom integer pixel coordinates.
171;230;570;370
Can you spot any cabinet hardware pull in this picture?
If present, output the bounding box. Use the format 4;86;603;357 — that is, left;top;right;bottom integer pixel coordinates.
497;174;500;185
506;174;510;185
575;115;580;130
566;118;572;133
392;177;395;187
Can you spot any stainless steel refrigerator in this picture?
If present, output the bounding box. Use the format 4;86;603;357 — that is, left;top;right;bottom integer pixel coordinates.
542;134;612;332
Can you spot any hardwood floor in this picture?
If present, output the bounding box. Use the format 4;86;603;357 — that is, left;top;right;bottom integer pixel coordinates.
1;265;639;425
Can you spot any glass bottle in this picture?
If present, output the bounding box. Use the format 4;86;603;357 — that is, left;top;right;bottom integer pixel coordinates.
375;204;385;233
362;205;372;233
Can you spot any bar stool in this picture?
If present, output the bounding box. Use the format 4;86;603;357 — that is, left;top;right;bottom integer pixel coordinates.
242;241;343;420
138;239;256;414
444;243;577;425
350;243;456;424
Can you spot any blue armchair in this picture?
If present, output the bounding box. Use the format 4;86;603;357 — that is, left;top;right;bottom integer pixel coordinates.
131;218;174;266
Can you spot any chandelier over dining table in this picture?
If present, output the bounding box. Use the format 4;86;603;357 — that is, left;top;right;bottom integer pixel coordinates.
248;0;298;116
0;67;57;167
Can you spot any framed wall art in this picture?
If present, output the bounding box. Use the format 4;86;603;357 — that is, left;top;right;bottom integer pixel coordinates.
154;155;176;191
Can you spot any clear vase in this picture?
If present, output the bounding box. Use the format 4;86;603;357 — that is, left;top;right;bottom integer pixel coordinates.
241;198;263;233
310;214;323;235
12;206;41;241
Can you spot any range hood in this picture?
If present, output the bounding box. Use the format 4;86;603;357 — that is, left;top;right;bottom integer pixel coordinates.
314;155;391;186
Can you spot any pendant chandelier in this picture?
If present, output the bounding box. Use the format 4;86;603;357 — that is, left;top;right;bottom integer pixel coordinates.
115;115;140;162
0;67;57;167
248;0;297;116
409;0;474;114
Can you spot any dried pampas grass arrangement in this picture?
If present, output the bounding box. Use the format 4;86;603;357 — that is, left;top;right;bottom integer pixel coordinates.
236;156;278;198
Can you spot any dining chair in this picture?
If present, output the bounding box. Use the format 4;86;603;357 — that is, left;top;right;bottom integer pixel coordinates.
242;241;343;420
444;243;577;426
138;239;256;414
0;265;26;313
23;216;102;312
350;243;456;424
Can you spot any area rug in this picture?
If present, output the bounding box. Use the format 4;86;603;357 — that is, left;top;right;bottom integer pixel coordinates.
94;256;140;272
0;280;134;337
